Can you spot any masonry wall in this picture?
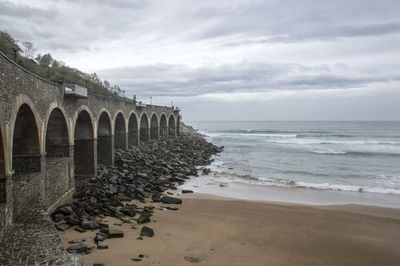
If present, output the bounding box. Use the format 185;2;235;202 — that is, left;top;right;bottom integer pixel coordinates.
45;158;71;207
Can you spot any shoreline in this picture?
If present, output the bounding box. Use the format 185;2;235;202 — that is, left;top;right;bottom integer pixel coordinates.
180;171;400;209
60;192;400;266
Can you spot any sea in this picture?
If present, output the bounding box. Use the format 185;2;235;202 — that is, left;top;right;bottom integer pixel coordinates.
182;121;400;207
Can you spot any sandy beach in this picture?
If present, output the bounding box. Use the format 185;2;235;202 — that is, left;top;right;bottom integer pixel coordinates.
59;193;400;266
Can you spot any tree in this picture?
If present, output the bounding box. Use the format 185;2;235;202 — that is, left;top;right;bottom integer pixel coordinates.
0;31;21;61
22;41;37;59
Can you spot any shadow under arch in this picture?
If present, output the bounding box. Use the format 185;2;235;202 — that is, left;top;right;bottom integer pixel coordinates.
159;113;167;137
128;112;139;147
74;109;95;177
168;114;176;137
140;113;149;143
97;111;113;165
150;113;158;140
114;112;127;150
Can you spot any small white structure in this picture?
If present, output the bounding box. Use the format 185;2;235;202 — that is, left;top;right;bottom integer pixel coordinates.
64;84;88;98
136;101;147;108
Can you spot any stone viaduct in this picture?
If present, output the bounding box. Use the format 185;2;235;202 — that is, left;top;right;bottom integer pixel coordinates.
0;52;181;240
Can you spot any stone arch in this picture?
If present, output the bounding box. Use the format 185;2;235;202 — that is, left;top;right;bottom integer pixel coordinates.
128;112;139;147
168;114;176;137
140;113;149;143
10;95;43;155
150;113;159;140
72;106;96;140
45;108;70;158
159;113;168;137
114;112;127;150
97;111;113;165
12;103;41;174
74;110;95;177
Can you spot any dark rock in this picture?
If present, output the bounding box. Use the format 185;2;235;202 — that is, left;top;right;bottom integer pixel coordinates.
74;227;87;233
56;223;71;231
132;258;142;262
120;205;137;217
161;196;182;204
140;226;154;237
81;220;99;230
53;204;74;216
182;190;193;194
137;213;151;224
67;243;89;254
184;255;201;263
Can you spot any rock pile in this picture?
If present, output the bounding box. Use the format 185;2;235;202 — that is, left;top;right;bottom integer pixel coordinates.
52;135;222;254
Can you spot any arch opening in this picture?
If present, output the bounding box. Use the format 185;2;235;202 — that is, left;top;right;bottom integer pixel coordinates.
98;112;113;165
150;114;158;140
128;114;138;147
74;110;95;177
12;104;41;173
115;113;127;150
45;108;72;207
0;128;5;203
168;115;176;137
46;108;69;158
140;114;149;143
160;114;167;137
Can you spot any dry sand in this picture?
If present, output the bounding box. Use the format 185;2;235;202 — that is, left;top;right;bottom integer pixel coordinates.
59;194;400;266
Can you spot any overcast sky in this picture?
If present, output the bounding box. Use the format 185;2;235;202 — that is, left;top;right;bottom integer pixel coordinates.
1;0;400;121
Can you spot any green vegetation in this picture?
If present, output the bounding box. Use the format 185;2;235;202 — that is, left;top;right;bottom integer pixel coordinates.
0;30;124;98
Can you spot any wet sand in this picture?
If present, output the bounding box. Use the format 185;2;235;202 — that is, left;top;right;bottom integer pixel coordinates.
59;194;400;266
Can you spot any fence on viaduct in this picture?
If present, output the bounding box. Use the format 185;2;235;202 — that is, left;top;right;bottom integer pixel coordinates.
0;52;181;240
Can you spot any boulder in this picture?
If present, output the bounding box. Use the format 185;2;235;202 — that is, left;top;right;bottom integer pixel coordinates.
140;226;154;237
66;243;89;254
161;196;182;204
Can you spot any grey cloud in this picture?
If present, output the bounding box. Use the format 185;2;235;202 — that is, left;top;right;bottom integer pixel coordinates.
0;0;56;18
98;63;399;98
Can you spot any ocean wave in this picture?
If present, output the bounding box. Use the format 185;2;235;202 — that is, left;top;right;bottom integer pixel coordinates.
213;171;400;195
294;181;400;195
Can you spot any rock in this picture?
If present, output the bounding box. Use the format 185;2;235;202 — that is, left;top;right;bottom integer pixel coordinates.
108;228;124;238
74;227;86;233
93;264;105;266
137;213;151;224
151;192;161;202
184;255;201;263
97;245;109;249
182;190;193;194
66;215;80;226
161;196;182;204
140;226;154;237
120;205;137;217
56;223;71;231
132;258;142;262
54;204;74;216
94;234;107;243
81;220;99;230
66;243;89;254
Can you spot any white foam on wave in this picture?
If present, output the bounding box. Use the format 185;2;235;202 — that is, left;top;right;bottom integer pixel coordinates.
294;181;400;195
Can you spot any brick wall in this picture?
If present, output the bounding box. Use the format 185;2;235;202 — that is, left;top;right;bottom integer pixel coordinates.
45;158;71;207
